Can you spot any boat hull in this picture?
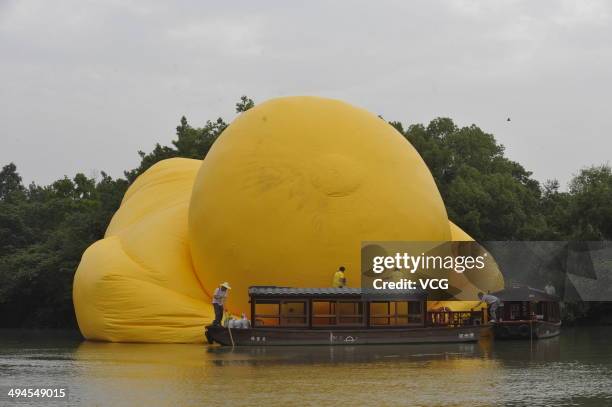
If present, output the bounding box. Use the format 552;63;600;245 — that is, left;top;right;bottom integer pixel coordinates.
205;325;482;346
493;320;561;340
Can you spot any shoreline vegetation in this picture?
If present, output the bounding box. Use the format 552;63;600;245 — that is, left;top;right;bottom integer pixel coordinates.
1;96;611;329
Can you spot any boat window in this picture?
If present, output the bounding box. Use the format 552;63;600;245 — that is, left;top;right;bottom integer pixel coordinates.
312;301;364;326
370;301;422;326
338;301;363;325
550;302;560;321
280;301;308;326
312;301;337;326
510;303;521;320
539;301;560;322
254;301;280;327
521;302;529;317
370;302;391;325
408;301;423;323
395;301;409;324
254;300;309;327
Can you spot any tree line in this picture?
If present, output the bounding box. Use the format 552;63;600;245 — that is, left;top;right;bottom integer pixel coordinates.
1;96;610;328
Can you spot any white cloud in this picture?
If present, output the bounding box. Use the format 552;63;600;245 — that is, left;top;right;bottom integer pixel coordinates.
552;0;611;27
166;17;264;56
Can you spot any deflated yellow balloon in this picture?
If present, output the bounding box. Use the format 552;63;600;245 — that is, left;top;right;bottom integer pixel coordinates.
73;96;503;343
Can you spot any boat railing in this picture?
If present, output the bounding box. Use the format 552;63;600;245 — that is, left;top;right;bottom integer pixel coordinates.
427;310;484;327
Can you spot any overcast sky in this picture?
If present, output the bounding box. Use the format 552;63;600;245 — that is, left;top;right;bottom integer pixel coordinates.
1;0;611;187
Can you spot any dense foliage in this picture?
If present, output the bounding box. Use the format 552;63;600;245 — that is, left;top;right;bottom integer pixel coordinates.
392;118;612;241
1;96;610;328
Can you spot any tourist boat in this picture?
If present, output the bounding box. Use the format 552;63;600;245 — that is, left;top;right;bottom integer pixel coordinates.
205;286;486;346
491;286;561;340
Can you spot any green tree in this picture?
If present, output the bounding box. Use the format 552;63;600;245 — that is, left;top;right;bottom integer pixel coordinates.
124;115;230;182
0;167;127;328
539;179;572;240
235;95;255;113
401;118;544;240
0;163;25;202
567;165;612;239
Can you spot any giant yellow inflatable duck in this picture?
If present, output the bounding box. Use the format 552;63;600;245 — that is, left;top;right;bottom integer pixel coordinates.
73;96;503;343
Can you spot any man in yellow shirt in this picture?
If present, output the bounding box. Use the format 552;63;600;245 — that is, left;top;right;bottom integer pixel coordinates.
332;266;347;288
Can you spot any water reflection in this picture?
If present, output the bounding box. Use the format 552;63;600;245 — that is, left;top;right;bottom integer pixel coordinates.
205;341;483;365
1;328;611;406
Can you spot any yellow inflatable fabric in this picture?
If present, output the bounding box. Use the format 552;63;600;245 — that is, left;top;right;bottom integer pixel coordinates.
73;158;212;343
73;96;503;343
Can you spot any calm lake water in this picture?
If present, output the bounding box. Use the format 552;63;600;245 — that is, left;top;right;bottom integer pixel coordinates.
1;327;612;406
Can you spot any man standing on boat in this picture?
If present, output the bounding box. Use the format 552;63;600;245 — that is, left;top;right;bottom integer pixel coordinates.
475;292;500;323
333;266;347;288
212;282;231;326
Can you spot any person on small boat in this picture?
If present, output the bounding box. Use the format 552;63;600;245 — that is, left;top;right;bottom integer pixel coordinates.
212;282;231;326
332;266;347;288
475;292;500;322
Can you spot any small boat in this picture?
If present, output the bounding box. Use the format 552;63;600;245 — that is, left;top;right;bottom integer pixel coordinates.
205;286;485;346
491;286;561;340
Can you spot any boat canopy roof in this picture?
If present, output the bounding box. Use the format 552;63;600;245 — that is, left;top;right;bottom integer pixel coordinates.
492;286;559;302
248;286;427;301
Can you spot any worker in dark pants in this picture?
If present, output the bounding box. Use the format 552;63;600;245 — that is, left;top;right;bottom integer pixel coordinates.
475;291;501;323
212;282;231;326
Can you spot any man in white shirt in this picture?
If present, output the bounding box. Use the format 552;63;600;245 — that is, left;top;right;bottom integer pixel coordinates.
212;282;231;326
476;291;501;323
